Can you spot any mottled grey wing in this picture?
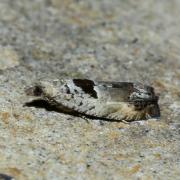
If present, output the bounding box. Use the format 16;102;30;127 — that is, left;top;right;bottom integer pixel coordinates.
51;79;133;119
26;79;160;121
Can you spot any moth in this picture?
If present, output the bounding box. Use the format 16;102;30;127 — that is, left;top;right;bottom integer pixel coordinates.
25;79;160;122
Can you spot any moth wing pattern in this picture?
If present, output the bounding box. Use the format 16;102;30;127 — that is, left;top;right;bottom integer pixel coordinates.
49;79;115;118
26;79;160;121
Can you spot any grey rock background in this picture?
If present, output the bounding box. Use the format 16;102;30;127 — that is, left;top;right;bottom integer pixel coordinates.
0;0;179;179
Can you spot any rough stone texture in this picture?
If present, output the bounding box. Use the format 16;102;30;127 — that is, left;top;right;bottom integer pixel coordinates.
0;46;19;70
0;0;179;179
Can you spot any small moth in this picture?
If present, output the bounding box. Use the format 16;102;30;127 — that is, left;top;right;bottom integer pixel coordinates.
25;79;160;122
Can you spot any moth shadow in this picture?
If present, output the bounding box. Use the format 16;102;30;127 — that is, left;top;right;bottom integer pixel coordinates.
0;173;14;180
25;99;61;112
25;99;79;117
24;99;121;122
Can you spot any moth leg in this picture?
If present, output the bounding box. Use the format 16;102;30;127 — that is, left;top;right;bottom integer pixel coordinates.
121;119;130;124
81;115;90;123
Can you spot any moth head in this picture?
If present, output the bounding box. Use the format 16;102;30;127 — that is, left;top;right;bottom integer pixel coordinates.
25;81;58;97
25;85;44;97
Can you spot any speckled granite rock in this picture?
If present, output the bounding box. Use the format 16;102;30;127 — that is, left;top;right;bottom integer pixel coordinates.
0;46;19;70
0;0;179;179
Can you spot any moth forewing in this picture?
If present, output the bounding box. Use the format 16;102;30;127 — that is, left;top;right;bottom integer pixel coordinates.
25;79;160;122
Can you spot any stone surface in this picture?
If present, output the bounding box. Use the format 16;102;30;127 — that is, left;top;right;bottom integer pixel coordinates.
0;0;179;179
0;46;19;70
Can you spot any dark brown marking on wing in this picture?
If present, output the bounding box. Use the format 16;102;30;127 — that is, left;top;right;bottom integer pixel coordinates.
64;84;71;94
111;82;133;90
73;79;98;98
